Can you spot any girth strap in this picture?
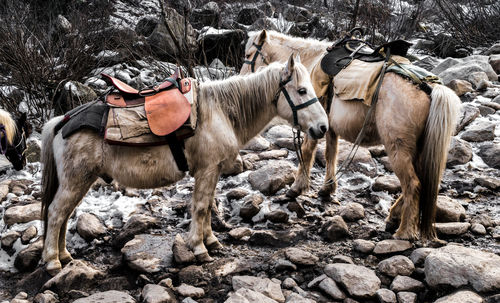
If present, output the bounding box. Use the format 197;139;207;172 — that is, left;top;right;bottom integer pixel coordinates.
166;132;189;172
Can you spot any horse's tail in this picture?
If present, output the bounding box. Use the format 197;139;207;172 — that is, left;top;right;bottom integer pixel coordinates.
41;116;63;236
418;84;460;239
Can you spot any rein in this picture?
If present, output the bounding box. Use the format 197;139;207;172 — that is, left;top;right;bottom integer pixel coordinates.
243;42;268;73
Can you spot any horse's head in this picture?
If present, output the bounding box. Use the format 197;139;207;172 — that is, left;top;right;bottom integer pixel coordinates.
240;30;275;75
276;54;328;140
4;112;29;170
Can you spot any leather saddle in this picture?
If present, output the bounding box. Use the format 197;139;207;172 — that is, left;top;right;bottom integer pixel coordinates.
321;28;412;77
102;69;192;136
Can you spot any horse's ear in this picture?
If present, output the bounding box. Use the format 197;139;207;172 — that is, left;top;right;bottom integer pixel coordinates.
257;29;267;44
282;53;295;79
295;53;301;64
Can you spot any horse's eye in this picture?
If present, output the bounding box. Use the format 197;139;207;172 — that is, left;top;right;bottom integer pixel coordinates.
298;88;307;95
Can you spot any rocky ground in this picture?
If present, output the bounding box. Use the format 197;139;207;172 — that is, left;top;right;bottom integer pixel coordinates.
1;1;500;303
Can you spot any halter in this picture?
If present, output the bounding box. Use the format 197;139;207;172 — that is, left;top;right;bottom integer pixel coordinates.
276;73;319;170
278;76;319;127
243;42;269;73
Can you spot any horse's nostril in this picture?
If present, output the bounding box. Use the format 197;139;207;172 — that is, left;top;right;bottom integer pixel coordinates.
320;124;327;134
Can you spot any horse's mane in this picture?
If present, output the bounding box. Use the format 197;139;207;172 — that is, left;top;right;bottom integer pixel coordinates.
0;108;16;144
248;30;331;55
198;62;284;133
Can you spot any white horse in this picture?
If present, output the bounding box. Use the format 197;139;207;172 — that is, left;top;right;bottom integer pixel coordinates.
241;30;461;242
40;55;328;274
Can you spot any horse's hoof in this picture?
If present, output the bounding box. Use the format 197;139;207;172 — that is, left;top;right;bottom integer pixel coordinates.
206;239;223;251
384;219;399;233
393;230;418;241
59;252;73;264
427;238;447;248
195;252;214;263
286;188;301;199
45;260;62;276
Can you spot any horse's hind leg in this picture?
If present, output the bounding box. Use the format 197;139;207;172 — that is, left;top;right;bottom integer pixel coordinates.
318;129;339;203
384;144;420;240
43;179;95;274
287;136;318;198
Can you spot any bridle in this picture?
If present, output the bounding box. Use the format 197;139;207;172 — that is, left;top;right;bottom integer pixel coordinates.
275;71;319;170
243;42;269;73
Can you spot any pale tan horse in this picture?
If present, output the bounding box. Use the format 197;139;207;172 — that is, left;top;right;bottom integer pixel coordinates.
40;55;328;275
241;30;461;242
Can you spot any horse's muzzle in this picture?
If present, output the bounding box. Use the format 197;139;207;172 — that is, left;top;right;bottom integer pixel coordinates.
309;123;327;139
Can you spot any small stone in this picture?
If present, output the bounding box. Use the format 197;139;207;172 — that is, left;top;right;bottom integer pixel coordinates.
373;240;412;255
259;149;288;160
324;215;349;241
378;255;415;277
248;160;295;195
478;143;500;169
471;223;487;235
324;263;381;298
397;291;417;303
285;292;316;303
181;298;198;303
307;274;327;289
239;194;263;221
474;176;500;190
229;227;252;240
447;79;473;96
21;225;38;244
369;145;386;157
76;213;107;241
226;188;250;200
176;283;204;298
318;277;345;300
353;239;375;254
265;210;289;223
470;214;494;227
282;278;297;289
376;288;397;303
447;137;473;166
15;237;43;271
3;202;41;225
436;196;466;222
43;260;104;293
434;290;483;303
285;247;319;266
113;214;158;247
72;290;135;303
225;288;278;303
178;265;205;285
142;284;176;303
244;135;270;151
435;222;470;236
121;234;174;273
409;248;434;267
232;275;285;303
461;120;495;142
390;275;424;292
372;176;401;193
1;230;21;249
339;203;365;221
332;255;353;264
173;234;196;264
159;278;174;289
33;290;59;303
275;259;297;271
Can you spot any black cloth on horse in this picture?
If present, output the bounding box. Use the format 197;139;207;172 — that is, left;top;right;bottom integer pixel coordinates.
55;101;108;139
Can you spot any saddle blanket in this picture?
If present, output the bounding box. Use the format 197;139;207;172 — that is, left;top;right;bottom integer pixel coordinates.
333;55;410;106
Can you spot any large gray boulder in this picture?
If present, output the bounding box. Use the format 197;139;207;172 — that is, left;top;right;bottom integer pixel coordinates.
432;55;498;85
425;245;500;292
248;160;295;195
232;275;285;303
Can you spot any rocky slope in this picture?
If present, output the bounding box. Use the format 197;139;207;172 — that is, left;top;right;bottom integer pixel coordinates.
1;1;500;303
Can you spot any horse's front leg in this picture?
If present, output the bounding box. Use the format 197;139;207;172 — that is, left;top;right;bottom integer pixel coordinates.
318;129;340;203
287;136;318;198
187;166;221;262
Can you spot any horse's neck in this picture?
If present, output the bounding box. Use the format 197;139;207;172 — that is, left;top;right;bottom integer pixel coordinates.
199;70;280;145
273;38;330;70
